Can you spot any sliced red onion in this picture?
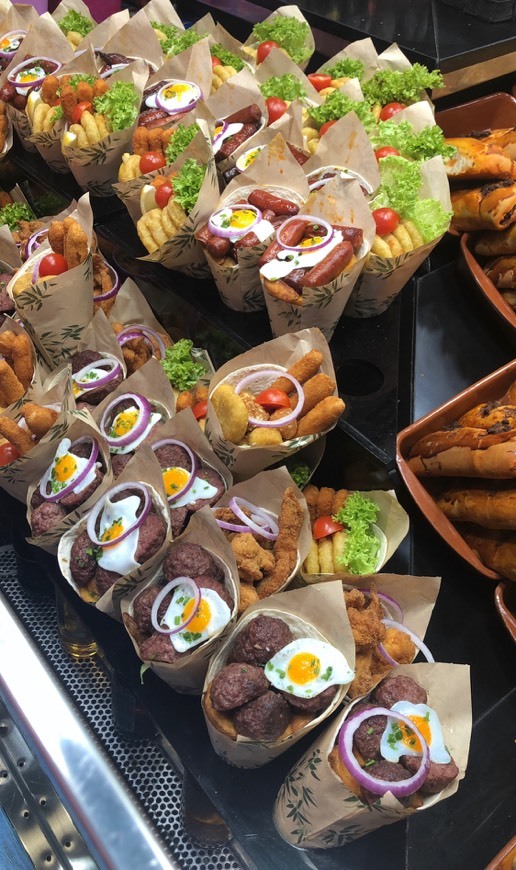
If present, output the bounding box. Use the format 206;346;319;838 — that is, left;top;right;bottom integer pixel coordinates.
212;512;254;534
86;481;151;548
378;619;435;667
74;356;122;391
155;80;201;115
39;436;98;503
338;706;430;798
151;438;198;503
94;261;120;302
100;63;129;79
0;31;27;60
150;576;201;635
229;496;278;540
208;205;262;240
7;57;62;88
234;369;304;428
277;216;334;252
26;228;48;258
100;393;152;448
117;325;167;361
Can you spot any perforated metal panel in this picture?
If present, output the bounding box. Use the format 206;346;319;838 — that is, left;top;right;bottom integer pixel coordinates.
0;545;241;870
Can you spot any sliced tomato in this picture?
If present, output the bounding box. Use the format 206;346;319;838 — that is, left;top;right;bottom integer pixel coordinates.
319;119;337;137
372;207;400;236
313;515;344;540
211;55;222;68
193;400;208;420
0;443;20;465
139;151;167;174
255;388;291;412
71;101;92;124
266;96;287;125
257;40;280;64
38;252;68;277
375;146;400;160
155;181;174;209
379;102;406;121
307;73;332;92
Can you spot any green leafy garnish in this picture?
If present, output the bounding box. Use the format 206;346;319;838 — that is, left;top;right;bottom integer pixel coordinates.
152;22;206;58
333;491;381;575
371;155;451;242
67;73;96;90
287;462;311;489
260;73;306;101
93;81;139;132
323;57;364;81
161;338;205;390
165;123;199;165
211;43;244;72
308;91;376;131
0;202;34;231
58;10;94;38
362;64;443;107
370;120;456;161
140;663;151;684
171;158;206;214
252;16;311;64
50;104;64;124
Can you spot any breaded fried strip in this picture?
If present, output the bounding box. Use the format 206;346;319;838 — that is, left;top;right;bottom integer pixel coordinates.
22;403;58;439
256;487;303;597
316;486;334;519
0;331;15;357
63;219;88;269
291;373;336;417
331;489;349;515
0;361;24;404
0;417;33;454
303;483;319;525
297;396;345;436
11;333;33;389
270;350;324;394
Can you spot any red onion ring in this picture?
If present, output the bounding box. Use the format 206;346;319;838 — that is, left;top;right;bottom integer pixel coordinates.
86;481;151;548
208;205;262;240
117;325;167;361
0;31;27;60
234;369;304;429
277;216;334;252
155;80;201;115
26;228;48;258
74;356;122;391
94;260;120;302
338;705;430;798
213;120;227;144
228;496;278;540
378;619;435;667
100;393;152;449
151;438;198;503
7;56;62;88
150;576;201;635
39;436;99;503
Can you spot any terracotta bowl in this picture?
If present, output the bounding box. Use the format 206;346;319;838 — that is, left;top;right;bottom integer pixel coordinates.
494;582;516;643
460;232;516;331
435;92;516;138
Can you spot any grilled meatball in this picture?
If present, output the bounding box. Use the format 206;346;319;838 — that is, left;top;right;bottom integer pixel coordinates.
281;684;338;715
163;542;222;583
111;453;132;477
194;575;233;609
228;616;293;667
232;691;291;741
132;586;174;636
210;663;268;711
360;760;414;804
139;631;185;663
71;350;103;373
153;442;192;470
372;675;427;708
70;531;98;585
31;502;67;536
401;755;459;795
60;466;103;510
351;704;387;760
134;510;167;563
169;504;189;537
95;567;120;596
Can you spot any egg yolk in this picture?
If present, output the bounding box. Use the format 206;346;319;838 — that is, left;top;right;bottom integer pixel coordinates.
214;124;224;137
19;71;38;82
53;454;77;483
182;596;211;633
244;149;259;167
162;466;190;497
230;209;256;230
300;236;324;248
287;652;321;685
101;519;125;544
164;83;191;101
399;715;431;753
112;409;139;437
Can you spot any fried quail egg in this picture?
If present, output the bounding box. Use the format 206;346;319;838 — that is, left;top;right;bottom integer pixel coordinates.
96;494;141;575
109;405;162;454
41;438;98;497
162;466;219;505
162;582;231;652
265;638;354;699
380;702;451;764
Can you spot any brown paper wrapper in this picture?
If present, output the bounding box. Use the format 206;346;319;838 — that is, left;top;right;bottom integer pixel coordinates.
0;225;21;269
62;60;149;197
7;193;95;367
204;133;310;312
242;5;315;72
107;276;167;334
26;409;114;553
121;507;240;694
254;46;322;107
201;580;355;768
262;174;376;340
302;111;380;197
208;22;249;72
141;0;184;30
345;157;451;317
101;8;164;71
274;662;471;848
205;327;337;480
318;37;381;79
51;0;95;43
80;9;130;54
58;442;172;618
301;490;409;583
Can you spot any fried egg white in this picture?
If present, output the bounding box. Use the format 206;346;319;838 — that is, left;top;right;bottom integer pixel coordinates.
109;406;162;455
265;638;354;699
162;465;218;506
380;702;451;764
162;582;231;652
41;438;98;497
96;494;141;575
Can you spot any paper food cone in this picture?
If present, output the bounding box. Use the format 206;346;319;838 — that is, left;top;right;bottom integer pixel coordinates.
317;37;381;79
345;157;451;317
141;0;184;31
26;410;114;553
205;327;338;480
58;442;172;618
227;100;307;175
7;194;94;367
202;581;355;768
121;508;240;694
203;134;310;312
101;8;164;71
51;0;96;45
302;111;380;197
208;21;250;72
254;46;322;107
242;5;315;72
274;662;471;848
262;174;376;340
80;9;130;53
0;225;21;269
301;490;409;583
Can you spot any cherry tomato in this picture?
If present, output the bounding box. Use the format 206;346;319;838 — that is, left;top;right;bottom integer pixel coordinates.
155;181;174;209
379;102;406;121
313;515;344;540
193;400;208;420
0;443;20;465
266;96;287;125
319;119;337;137
71;101;92;124
372;207;401;236
255;388;291;412
211;55;222;68
307;73;332;92
139;151;167;174
375;146;400;161
256;40;280;64
38;252;68;277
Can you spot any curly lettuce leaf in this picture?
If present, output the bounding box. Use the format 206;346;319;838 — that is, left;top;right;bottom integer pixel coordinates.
93;81;139;132
58;10;94;37
211;43;244;72
370;120;456;161
372;155;451;242
260;73;306;101
333;492;381;575
362;64;443;107
252;16;311;64
172;158;206;214
165;123;199;164
308;91;376;130
161;338;205;390
323;57;364;81
152;22;206;58
406;199;451;243
0;202;34;231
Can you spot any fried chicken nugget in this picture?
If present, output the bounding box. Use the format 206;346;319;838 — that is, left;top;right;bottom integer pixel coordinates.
378;627;415;665
41;75;59;105
297;396;345;436
348;648;376;699
0;360;24;404
148;127;166;154
59;85;77;124
256;487;303;598
303;484;319;525
76;82;93;103
247;427;282;446
63;219;88;269
270;350;324;394
22;402;58;439
194;385;208;403
48;221;65;255
347;606;386;649
11;333;33;389
132;126;150;156
0;417;33;454
176;391;194;411
316;486;334;519
211;384;249;444
93;79;109;99
331;489;349;515
238;581;259;614
231;533;275;582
